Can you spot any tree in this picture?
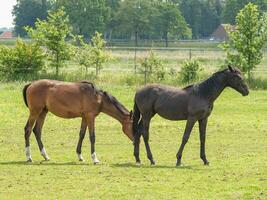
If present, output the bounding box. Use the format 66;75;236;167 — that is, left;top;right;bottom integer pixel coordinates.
26;7;73;77
12;0;52;36
222;0;267;24
76;32;111;76
179;0;202;39
179;0;221;39
105;0;121;40
116;0;154;46
180;60;202;84
139;51;165;84
55;0;108;38
156;1;191;47
220;3;267;80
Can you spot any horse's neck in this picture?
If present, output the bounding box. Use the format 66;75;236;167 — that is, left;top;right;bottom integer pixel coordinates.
197;74;227;103
101;105;126;125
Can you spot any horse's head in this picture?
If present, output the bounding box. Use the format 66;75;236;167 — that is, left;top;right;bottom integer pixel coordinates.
226;65;249;96
122;111;134;141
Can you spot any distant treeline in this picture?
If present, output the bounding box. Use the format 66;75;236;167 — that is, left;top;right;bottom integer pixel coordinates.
12;0;267;42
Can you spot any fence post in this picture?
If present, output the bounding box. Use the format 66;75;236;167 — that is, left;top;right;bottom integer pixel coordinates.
134;47;137;74
189;49;192;60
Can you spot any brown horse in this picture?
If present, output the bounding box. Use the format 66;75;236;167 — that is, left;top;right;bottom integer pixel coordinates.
133;66;249;166
23;79;134;163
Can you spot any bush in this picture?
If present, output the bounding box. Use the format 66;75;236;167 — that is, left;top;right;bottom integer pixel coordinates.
0;39;45;81
180;60;202;84
139;51;165;84
75;32;112;77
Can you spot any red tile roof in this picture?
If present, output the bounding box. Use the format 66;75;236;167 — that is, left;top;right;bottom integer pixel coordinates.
0;31;13;38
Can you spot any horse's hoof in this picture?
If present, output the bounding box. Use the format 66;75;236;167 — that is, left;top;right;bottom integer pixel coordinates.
79;158;85;162
94;161;100;165
44;157;50;161
204;161;209;166
176;161;182;167
151;160;156;166
40;159;49;164
136;161;141;166
26;158;32;163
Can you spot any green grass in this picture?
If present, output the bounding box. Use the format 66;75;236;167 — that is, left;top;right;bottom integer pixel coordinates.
0;82;266;199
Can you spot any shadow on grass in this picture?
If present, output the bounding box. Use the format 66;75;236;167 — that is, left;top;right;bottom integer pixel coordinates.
0;160;89;166
0;161;212;171
111;162;209;170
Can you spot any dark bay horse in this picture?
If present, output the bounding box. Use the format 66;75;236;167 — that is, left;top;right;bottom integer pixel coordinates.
23;80;134;163
133;66;249;166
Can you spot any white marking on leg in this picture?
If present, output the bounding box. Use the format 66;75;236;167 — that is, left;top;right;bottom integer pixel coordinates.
25;146;32;162
77;153;84;162
91;152;99;164
41;147;50;161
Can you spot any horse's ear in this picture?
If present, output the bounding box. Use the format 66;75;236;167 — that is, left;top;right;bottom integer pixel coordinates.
228;65;234;72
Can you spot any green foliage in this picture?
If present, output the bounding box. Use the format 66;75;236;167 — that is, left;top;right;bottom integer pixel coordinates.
156;1;192;47
116;0;154;45
55;0;108;38
139;51;165;84
0;39;45;80
222;0;267;24
180;60;202;84
12;0;52;37
179;0;221;39
76;32;111;76
26;7;73;77
220;3;267;80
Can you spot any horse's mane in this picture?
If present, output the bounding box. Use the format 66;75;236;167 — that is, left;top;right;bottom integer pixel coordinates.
181;69;228;96
80;81;129;115
102;91;129;115
193;69;228;97
182;84;194;90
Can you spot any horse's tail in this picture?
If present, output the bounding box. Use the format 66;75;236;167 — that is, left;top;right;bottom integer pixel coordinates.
23;83;31;107
133;100;141;137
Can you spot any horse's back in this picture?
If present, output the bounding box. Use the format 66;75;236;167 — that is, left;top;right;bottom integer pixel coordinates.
25;80;99;118
135;84;190;120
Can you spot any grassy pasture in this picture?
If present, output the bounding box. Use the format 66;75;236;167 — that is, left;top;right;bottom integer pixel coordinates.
0;83;266;199
56;48;267;81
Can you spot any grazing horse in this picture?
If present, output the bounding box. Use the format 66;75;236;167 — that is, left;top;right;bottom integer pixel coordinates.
23;80;133;163
133;66;249;166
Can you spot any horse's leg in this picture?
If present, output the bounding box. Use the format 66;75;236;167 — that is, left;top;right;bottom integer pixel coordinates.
24;115;37;162
176;117;196;166
87;115;99;164
198;118;209;165
134;121;142;165
33;109;49;161
142;117;156;165
76;117;87;161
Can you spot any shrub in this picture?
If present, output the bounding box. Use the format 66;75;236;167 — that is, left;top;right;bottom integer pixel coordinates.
0;39;45;81
75;32;111;77
139;51;165;84
180;60;202;84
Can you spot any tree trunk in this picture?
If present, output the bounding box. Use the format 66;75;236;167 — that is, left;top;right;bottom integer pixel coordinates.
165;32;168;48
109;29;113;41
135;31;138;47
